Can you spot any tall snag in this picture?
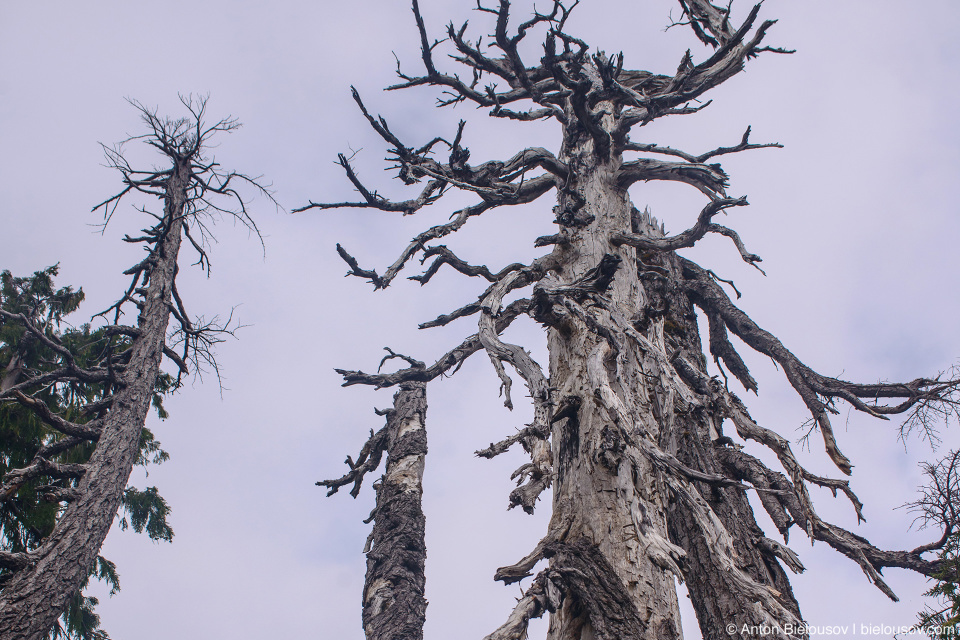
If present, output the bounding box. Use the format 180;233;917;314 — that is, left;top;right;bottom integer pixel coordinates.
319;374;429;640
0;97;268;640
308;2;960;639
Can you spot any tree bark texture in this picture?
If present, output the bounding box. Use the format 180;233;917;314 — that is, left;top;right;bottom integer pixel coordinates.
542;115;802;639
643;249;804;638
363;382;429;640
545;121;685;640
0;165;188;640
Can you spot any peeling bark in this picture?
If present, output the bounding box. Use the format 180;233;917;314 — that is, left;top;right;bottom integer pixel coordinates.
362;382;429;640
544;123;685;640
641;250;804;637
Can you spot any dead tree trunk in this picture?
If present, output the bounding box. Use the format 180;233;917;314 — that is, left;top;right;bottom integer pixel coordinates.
319;367;429;640
309;2;960;639
0;97;266;639
643;246;804;637
0;172;185;639
544;127;685;640
363;381;429;640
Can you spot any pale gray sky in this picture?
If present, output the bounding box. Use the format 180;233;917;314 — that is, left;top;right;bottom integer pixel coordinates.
2;1;959;638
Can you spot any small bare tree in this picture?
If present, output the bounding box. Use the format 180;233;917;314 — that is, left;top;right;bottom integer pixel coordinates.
308;2;960;639
912;450;960;637
0;97;268;640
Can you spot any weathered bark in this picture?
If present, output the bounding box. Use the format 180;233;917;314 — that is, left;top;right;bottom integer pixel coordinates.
0;163;188;639
641;248;804;638
544;540;651;640
362;381;428;640
545;117;684;640
542;116;803;638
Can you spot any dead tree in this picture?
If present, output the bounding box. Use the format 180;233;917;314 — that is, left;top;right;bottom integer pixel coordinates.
319;374;429;640
0;97;268;640
308;2;960;639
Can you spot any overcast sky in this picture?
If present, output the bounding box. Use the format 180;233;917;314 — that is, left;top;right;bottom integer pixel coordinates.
2;1;959;638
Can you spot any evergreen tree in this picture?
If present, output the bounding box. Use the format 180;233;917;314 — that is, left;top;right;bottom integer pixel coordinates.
0;97;269;639
912;451;960;639
1;266;174;640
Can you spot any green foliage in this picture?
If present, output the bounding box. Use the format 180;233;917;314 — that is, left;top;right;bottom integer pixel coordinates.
136;426;171;468
0;401;60;552
918;533;960;639
1;267;175;640
0;265;85;332
48;557;119;640
119;487;174;543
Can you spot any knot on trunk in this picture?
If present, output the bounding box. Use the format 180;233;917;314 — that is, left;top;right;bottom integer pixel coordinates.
532;254;623;328
597;424;625;471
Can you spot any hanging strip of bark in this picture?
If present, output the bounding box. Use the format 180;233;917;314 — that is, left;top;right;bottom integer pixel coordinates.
362;381;428;640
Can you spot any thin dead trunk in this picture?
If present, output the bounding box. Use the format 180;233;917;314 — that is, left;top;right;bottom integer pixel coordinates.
363;381;428;640
0;99;264;636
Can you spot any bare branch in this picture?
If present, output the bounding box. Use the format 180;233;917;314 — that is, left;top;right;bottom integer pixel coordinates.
698;126;783;162
707;223;765;271
625;126;781;164
617;158;729;197
907;450;960;554
317;427;389;498
704;310;758;393
494;514;574;584
482;571;553;640
294;155;445;214
755;537;806;575
612;196;747;253
335;243;385;289
337;298;533;388
714;385;940;599
683;259;960;475
477;255;560;512
11;391;102;441
410;245;526;285
0;459;87;503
